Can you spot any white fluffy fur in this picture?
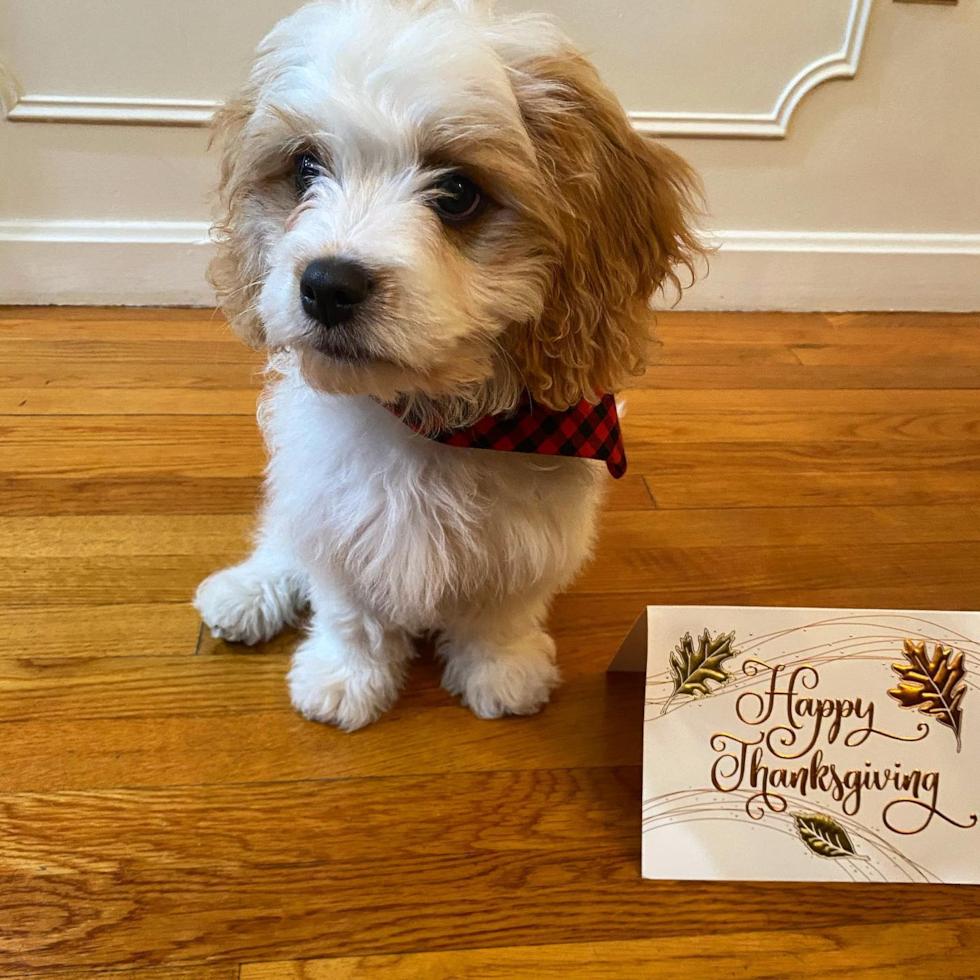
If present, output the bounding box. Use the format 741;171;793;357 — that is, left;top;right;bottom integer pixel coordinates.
194;0;701;729
197;359;598;729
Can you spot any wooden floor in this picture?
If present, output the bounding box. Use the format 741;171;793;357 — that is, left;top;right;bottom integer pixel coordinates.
2;306;979;979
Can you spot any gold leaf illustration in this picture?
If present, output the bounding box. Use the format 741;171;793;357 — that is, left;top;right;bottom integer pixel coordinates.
661;629;738;714
793;812;866;861
888;639;967;752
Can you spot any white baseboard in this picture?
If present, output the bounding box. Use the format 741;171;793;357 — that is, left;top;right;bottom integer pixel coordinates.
679;230;980;312
1;220;978;312
0;220;213;306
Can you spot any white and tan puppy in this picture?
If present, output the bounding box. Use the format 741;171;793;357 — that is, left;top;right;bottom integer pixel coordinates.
194;0;702;730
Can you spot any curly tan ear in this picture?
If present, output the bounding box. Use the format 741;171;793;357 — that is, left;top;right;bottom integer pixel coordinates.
508;49;704;408
209;95;268;347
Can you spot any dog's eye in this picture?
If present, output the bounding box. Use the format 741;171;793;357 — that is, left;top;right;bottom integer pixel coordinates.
430;172;485;224
294;152;324;195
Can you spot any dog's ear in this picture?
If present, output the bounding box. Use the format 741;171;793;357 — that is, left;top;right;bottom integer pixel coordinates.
505;44;704;408
209;92;267;347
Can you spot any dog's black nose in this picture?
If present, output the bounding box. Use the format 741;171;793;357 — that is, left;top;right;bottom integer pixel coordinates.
300;258;373;328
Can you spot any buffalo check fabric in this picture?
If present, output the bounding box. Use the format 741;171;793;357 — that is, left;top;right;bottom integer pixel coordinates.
386;393;627;478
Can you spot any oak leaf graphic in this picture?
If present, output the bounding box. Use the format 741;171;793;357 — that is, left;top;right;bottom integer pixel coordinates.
888;639;967;752
793;812;867;861
661;629;738;714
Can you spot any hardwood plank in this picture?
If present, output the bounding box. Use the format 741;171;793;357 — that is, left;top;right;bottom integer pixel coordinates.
0;305;223;326
622;389;980;442
0;353;263;391
0;603;201;658
0;339;262;389
0;650;296;724
0;555;236;605
602;474;656;510
0;305;235;339
0;675;644;793
242;918;980;980
635;441;980;508
580;541;980;601
647;471;980;509
0;388;258;416
597;504;980;546
0;969;233;980
637;311;980;389
632;440;980;473
2;769;977;973
654;310;980;353
0;476;262;516
635;363;980;390
0;417;264;478
0;515;252;558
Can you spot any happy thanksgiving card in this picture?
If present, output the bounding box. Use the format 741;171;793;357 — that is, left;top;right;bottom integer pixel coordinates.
612;605;980;884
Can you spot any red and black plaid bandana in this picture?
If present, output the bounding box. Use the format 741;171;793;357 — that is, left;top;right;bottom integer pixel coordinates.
386;393;626;478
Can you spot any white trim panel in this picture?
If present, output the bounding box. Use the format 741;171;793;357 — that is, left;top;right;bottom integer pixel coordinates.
1;0;873;139
5;95;217;126
0;220;213;306
2;220;977;311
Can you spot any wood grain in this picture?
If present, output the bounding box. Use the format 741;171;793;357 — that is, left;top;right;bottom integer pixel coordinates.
0;603;201;658
0;970;233;980
624;389;980;442
1;306;978;978
241;918;980;980
0;676;644;793
3;770;978;972
0;387;259;416
0;476;263;516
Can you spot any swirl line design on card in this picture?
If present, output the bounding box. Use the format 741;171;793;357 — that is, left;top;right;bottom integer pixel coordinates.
647;614;979;717
642;788;941;883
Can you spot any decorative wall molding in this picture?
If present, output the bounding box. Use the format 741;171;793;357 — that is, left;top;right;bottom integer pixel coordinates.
717;229;980;255
1;0;873;138
2;218;978;311
630;0;873;137
5;94;216;126
0;218;210;243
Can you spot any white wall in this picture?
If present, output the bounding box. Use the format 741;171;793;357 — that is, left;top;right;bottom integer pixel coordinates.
1;0;977;309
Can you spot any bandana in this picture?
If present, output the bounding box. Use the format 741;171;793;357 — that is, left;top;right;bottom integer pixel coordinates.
385;393;626;478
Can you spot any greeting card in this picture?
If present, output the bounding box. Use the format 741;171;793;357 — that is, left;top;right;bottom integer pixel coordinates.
610;605;979;884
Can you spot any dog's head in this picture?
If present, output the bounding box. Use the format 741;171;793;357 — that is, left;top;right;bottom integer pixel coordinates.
212;0;703;420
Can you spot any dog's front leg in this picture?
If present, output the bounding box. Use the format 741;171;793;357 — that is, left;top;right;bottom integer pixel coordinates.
194;518;308;646
439;594;561;720
287;571;413;731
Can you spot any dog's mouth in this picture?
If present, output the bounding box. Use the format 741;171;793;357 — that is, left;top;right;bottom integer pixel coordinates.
303;327;403;370
303;323;375;362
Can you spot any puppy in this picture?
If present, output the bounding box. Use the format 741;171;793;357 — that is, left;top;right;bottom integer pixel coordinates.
194;0;702;730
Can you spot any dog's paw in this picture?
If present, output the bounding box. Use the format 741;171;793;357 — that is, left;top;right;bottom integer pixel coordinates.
440;630;560;720
194;562;306;645
287;634;403;731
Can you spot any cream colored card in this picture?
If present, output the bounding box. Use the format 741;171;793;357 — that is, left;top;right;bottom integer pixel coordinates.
611;605;979;884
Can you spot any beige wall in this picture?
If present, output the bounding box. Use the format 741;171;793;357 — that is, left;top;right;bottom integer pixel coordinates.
1;0;978;308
